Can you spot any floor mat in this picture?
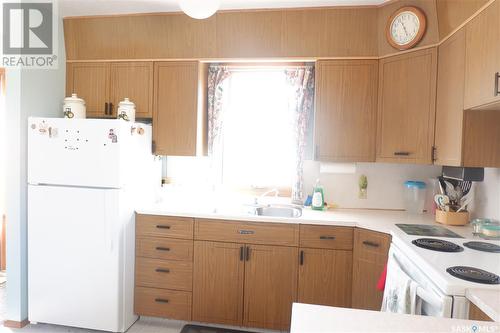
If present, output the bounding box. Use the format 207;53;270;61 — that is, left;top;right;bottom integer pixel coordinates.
180;324;259;333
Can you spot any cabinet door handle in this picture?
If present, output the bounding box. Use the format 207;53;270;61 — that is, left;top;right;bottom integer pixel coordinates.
362;240;380;248
238;230;255;235
299;250;304;266
156;225;171;229
394;151;410;156
245;246;250;261
155;268;170;273
155;298;169;303
495;72;500;97
240;246;244;261
104;102;109;115
155;247;170;252
109;102;114;115
319;236;336;240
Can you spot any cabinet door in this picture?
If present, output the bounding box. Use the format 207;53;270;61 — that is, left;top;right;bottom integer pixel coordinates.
153;61;201;156
298;248;352;308
352;229;390;311
243;245;298;330
110;62;153;119
192;241;244;326
377;48;437;164
435;28;466;167
66;62;110;118
315;60;378;162
464;0;500;110
462;110;500;168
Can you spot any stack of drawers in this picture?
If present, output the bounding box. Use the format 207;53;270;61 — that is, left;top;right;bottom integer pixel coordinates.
135;214;194;320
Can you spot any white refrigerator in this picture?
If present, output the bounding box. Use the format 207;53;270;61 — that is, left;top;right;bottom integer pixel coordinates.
27;117;161;332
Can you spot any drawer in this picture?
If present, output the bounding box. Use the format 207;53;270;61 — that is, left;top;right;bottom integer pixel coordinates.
194;219;299;246
135;286;192;321
354;228;391;259
136;214;194;239
137;237;193;261
136;257;193;291
299;225;353;250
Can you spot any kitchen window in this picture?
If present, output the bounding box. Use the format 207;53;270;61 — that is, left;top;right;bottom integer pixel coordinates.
208;64;315;201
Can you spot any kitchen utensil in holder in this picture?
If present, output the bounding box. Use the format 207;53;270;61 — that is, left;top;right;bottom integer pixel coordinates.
435;209;470;226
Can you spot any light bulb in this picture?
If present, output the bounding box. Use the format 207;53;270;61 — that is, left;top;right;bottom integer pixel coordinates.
179;0;221;20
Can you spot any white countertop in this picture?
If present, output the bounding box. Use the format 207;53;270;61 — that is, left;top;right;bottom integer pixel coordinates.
290;303;500;333
466;289;500;322
136;204;475;238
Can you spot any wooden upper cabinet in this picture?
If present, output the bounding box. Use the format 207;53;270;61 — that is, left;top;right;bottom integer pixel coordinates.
153;61;206;156
66;62;110;118
192;241;244;326
243;245;298;330
464;0;500;110
352;228;391;311
462;110;500;167
110;62;153;119
298;248;352;308
315;60;378;162
377;48;437;164
216;11;283;58
435;28;466;167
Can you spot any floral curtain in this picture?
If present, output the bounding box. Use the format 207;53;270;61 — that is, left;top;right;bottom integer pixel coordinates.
207;65;231;157
285;66;315;203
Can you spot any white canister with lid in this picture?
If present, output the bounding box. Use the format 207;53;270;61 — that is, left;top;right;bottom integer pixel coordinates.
117;98;136;122
63;94;86;119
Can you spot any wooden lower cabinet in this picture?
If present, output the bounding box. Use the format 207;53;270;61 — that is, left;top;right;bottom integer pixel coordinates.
192;241;245;326
298;248;353;308
351;228;391;311
243;245;298;330
135;287;192;320
192;241;297;330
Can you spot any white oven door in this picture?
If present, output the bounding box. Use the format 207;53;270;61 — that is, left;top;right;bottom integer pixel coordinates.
388;244;454;318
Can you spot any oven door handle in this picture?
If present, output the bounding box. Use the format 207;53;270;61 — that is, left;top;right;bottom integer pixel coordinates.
415;286;443;309
391;252;444;311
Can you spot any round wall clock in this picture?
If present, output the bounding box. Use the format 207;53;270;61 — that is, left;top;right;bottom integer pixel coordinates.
386;6;427;51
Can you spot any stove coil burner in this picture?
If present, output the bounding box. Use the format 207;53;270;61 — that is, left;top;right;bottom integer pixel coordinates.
463;241;500;253
412;238;464;252
447;266;500;285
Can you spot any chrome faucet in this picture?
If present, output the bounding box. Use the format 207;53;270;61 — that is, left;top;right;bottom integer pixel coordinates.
254;188;280;206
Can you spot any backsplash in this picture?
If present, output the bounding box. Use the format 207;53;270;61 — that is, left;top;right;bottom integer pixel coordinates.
163;157;499;220
303;162;442;210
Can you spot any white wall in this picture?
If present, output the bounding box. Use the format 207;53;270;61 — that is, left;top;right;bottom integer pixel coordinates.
470;168;500;220
303;161;442;210
4;20;66;322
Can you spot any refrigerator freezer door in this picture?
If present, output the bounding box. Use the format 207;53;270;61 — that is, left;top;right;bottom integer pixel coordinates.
27;118;135;188
28;185;136;332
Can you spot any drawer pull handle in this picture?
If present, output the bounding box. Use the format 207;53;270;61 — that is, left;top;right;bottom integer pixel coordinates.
394;151;410;156
155;298;169;303
363;241;380;248
155;268;170;273
156;225;171;229
319;236;336;240
156;247;170;252
238;230;255;235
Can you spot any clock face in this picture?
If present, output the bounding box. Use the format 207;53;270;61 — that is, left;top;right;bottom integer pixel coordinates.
390;11;420;46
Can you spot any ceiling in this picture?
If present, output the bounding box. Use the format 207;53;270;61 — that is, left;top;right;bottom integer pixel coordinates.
59;0;388;17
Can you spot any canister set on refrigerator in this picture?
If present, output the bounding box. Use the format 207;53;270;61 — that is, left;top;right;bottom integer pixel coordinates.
63;94;136;122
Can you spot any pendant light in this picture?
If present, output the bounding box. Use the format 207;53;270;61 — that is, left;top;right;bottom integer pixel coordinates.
179;0;221;19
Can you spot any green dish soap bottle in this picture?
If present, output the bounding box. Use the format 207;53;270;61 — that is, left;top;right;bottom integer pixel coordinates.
311;179;325;211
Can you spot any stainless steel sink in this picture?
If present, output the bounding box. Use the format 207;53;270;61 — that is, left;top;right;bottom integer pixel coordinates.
254;205;302;218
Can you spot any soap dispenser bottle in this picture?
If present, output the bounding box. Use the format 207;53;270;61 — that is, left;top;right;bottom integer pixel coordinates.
311;179;325;211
